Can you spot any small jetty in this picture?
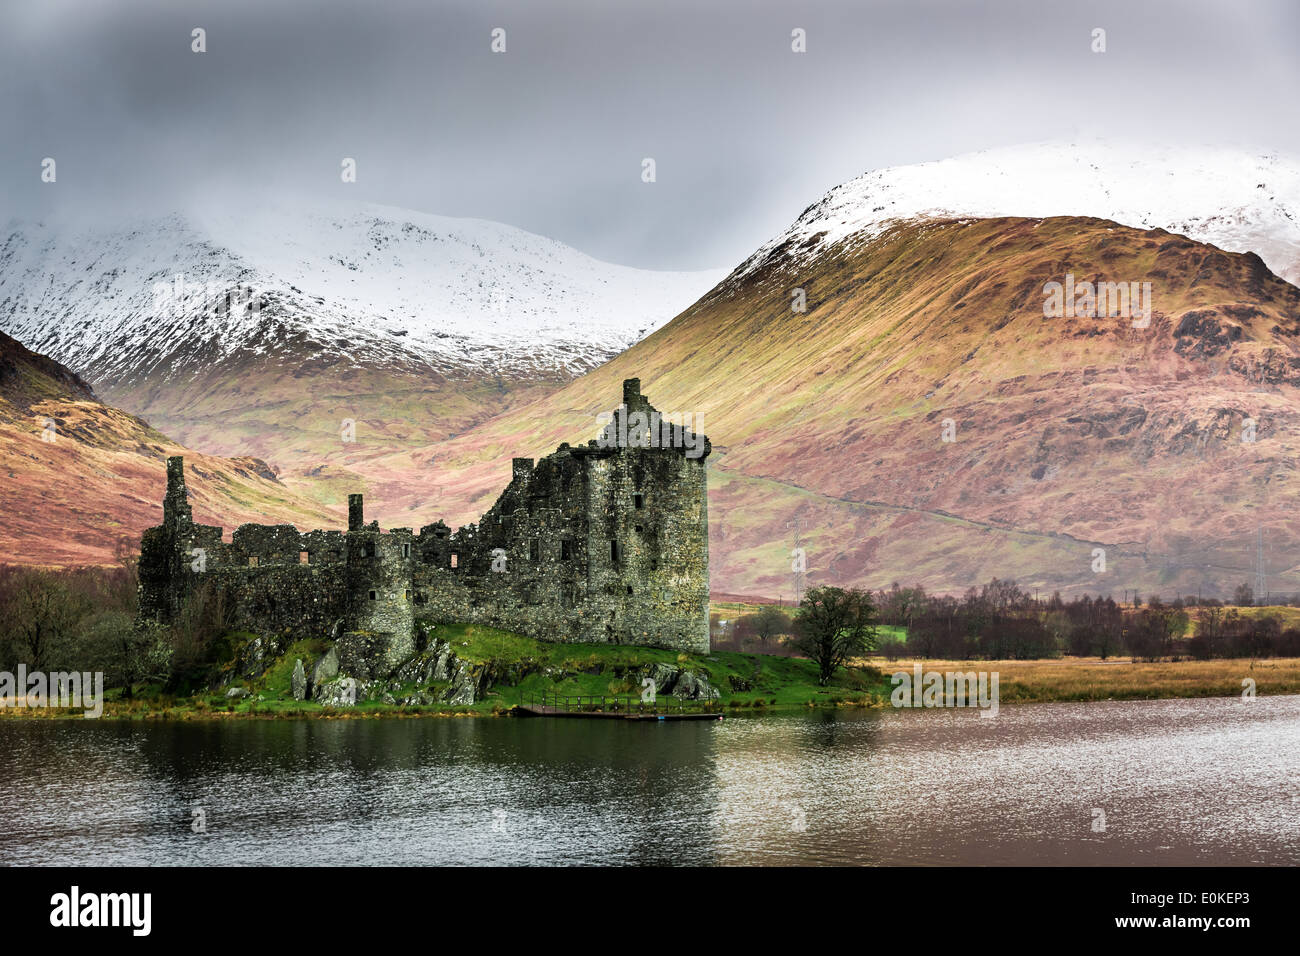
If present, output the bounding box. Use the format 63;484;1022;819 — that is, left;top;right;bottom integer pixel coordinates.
514;693;723;721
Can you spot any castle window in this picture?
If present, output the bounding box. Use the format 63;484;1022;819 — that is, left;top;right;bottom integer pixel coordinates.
561;540;573;561
248;556;259;567
626;585;633;595
634;525;643;533
633;493;644;510
404;589;411;602
402;543;410;558
529;539;540;561
368;590;377;601
299;551;309;564
610;540;620;563
450;553;459;569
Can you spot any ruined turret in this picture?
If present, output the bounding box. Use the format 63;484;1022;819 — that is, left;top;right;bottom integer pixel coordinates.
344;499;415;663
162;456;193;530
137;456;197;622
623;377;647;413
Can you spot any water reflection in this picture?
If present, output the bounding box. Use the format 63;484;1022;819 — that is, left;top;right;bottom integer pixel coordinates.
1;696;1296;865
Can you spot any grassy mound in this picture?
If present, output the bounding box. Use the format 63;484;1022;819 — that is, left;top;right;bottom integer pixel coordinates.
440;622;889;713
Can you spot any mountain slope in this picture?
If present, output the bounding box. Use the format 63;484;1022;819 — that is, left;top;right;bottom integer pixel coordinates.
0;330;339;566
355;215;1300;601
0;202;725;485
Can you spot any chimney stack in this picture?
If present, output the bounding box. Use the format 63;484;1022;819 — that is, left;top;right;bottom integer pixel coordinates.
163;456;193;528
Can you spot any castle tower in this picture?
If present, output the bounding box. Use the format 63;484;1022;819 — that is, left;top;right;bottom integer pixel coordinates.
581;378;712;652
139;456;200;623
344;510;415;656
623;377;646;412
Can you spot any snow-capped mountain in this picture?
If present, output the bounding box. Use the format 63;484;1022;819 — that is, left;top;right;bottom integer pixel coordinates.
0;200;726;391
731;141;1300;287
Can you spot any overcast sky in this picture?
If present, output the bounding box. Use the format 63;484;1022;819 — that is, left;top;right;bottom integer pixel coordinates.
2;0;1297;270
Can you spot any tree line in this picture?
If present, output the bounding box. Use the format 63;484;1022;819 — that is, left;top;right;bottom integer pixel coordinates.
873;579;1300;660
718;578;1300;665
0;552;233;696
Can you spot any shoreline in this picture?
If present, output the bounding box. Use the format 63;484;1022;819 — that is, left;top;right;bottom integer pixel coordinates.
4;655;1298;721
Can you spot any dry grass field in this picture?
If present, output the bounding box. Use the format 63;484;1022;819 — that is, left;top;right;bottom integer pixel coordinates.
864;656;1300;702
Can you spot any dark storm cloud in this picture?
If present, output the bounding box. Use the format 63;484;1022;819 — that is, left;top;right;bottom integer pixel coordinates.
1;0;1296;269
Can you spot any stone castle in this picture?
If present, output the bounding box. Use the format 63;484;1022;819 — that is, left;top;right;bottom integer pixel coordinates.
138;379;712;654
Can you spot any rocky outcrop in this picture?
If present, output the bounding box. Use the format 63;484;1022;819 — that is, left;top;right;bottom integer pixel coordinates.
314;677;359;708
308;630;498;708
445;667;477;706
640;662;720;700
291;659;307;701
311;647;339;688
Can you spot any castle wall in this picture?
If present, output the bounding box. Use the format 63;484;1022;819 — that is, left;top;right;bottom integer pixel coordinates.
406;427;709;652
195;564;349;636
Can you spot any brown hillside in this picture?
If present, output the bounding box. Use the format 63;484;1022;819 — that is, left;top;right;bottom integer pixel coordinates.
357;216;1300;601
0;331;338;566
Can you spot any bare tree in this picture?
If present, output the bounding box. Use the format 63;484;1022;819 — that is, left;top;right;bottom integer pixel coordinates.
791;586;878;685
2;569;85;670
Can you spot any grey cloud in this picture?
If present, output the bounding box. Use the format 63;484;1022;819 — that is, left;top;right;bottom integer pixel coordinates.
1;0;1296;270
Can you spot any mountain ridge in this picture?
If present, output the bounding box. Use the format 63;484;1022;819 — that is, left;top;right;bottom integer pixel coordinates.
729;141;1300;288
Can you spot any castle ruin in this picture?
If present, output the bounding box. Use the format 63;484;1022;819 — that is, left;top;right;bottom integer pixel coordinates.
138;379;711;654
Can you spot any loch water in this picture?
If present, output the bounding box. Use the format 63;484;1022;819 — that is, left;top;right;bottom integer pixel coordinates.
1;696;1296;865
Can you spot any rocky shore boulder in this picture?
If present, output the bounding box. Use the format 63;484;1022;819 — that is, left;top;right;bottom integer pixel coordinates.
640;663;720;700
312;647;340;688
315;677;360;708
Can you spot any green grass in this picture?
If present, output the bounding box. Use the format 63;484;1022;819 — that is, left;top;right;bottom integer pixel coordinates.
876;625;907;644
435;621;889;714
256;637;328;699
